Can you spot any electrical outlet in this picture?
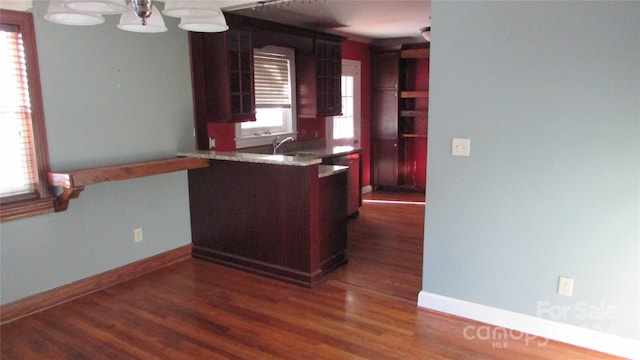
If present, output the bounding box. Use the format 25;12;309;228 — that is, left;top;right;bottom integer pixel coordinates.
558;276;574;297
452;138;471;156
134;228;143;243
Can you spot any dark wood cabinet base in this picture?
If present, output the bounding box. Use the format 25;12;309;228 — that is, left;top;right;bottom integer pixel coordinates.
188;160;347;288
192;246;327;288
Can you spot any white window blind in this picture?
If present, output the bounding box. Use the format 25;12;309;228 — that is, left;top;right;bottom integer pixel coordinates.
237;46;296;148
253;52;291;108
0;24;37;197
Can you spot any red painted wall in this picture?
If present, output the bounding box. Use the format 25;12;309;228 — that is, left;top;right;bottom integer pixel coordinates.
207;122;236;151
341;40;371;188
296;116;325;142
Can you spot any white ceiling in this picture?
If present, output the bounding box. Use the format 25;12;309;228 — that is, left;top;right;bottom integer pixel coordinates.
217;0;431;44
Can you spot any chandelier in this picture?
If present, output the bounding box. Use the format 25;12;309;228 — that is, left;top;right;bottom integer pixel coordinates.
44;0;229;33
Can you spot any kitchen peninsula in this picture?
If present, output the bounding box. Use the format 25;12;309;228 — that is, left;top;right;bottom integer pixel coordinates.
180;149;350;287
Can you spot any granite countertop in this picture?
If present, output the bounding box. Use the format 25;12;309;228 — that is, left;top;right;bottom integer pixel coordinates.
177;150;322;166
179;140;361;167
178;140;361;180
318;164;349;178
283;145;361;158
178;150;349;178
235;140;361;157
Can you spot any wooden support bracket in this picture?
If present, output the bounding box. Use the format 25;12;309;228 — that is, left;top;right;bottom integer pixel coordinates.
52;186;84;212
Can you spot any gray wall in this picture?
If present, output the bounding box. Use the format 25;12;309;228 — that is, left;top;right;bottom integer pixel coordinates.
424;1;639;340
0;2;196;304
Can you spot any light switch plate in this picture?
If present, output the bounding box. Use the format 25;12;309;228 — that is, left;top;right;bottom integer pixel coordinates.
134;228;143;243
452;138;471;156
558;276;574;297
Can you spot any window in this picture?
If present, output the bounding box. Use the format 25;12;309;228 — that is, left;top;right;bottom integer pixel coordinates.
332;74;355;139
236;46;296;148
327;60;361;148
1;9;53;222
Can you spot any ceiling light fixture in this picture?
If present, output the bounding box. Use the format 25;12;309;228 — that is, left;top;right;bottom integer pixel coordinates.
118;2;166;32
179;14;229;32
65;0;127;15
420;26;431;42
45;0;106;25
45;0;228;33
251;0;320;11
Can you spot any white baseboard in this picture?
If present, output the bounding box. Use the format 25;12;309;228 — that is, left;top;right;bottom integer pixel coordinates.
417;291;639;359
361;185;373;194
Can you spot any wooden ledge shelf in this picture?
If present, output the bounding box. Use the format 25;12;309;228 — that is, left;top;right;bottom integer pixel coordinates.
400;91;429;98
402;133;428;139
400;110;428;118
48;157;209;212
400;48;430;59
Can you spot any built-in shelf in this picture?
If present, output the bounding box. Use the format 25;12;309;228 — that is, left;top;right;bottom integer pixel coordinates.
400;91;429;98
400;110;428;118
402;133;428;139
400;48;430;59
48;157;209;212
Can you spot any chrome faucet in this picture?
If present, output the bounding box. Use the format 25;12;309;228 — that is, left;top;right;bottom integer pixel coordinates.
272;136;295;154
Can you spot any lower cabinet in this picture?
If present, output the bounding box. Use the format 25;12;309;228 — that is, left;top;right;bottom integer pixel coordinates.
373;140;399;188
188;160;347;287
322;152;361;217
318;171;348;271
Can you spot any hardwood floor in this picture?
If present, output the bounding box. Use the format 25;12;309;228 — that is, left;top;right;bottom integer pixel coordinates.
328;191;425;302
0;192;620;359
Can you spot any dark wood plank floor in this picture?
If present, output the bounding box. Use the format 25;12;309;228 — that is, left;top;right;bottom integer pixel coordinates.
328;191;426;302
0;191;619;359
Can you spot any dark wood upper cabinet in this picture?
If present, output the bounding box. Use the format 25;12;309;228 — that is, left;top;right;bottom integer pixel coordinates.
315;39;342;116
372;51;400;90
297;39;343;118
227;30;255;119
189;29;255;149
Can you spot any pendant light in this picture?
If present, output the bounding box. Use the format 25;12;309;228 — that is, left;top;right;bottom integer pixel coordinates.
178;14;228;32
65;0;128;15
44;0;228;33
117;2;167;33
162;0;221;18
45;0;105;26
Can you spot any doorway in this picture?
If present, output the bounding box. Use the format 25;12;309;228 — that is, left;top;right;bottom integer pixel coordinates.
328;190;425;301
326;59;361;149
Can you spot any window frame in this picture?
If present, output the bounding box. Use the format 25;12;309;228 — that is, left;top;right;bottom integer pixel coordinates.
235;46;296;149
1;9;54;222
